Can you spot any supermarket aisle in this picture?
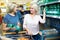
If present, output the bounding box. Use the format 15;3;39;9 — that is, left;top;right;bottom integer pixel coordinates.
0;0;60;40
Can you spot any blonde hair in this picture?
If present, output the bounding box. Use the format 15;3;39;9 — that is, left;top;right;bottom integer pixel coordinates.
30;4;39;14
7;3;17;13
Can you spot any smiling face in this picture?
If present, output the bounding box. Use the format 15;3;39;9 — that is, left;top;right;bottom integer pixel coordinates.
30;4;38;15
13;5;17;13
30;6;37;14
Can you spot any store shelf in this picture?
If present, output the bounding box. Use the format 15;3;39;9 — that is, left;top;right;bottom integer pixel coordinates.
39;1;60;6
40;14;60;19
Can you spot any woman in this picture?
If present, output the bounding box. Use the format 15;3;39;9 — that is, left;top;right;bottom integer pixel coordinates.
17;5;24;25
23;4;46;40
2;3;21;33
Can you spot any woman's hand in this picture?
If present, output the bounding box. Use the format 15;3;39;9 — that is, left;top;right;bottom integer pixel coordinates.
28;31;32;35
3;27;10;31
2;23;10;31
25;28;32;35
17;22;21;26
42;8;46;23
11;28;16;30
39;31;42;36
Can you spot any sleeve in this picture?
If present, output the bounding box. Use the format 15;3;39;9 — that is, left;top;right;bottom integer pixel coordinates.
3;16;9;24
39;15;45;23
23;15;27;30
17;11;23;24
17;11;22;19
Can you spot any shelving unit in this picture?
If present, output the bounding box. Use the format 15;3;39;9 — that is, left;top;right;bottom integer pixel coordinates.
40;14;60;19
39;1;60;6
38;0;60;19
38;0;60;40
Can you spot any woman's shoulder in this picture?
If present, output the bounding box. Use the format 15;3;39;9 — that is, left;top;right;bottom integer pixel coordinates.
35;15;42;18
36;15;41;17
4;14;9;17
24;14;30;17
4;13;11;19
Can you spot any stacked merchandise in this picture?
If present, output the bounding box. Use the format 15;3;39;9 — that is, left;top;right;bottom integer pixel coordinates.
40;29;59;40
38;0;60;40
38;0;60;17
43;0;58;3
45;4;60;16
38;0;58;5
41;29;58;35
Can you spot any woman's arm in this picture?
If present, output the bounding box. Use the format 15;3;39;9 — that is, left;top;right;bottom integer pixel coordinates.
43;8;46;22
23;15;30;31
23;15;32;35
23;15;28;31
2;23;10;31
2;15;10;31
39;8;46;23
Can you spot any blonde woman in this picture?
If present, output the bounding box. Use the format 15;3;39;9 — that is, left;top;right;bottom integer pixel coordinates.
2;3;21;33
23;4;46;40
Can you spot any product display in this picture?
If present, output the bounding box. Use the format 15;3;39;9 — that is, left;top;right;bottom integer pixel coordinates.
15;25;21;31
7;24;22;31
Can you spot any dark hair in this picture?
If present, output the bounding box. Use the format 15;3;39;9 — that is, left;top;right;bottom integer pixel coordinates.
18;5;23;8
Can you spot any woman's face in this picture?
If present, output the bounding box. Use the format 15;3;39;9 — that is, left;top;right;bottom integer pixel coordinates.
30;6;36;14
13;6;17;13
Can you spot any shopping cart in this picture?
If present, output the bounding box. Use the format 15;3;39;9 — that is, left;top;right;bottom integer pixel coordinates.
17;33;34;40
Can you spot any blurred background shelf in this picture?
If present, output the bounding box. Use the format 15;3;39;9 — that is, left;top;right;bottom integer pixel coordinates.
39;1;60;6
38;0;60;6
40;14;60;19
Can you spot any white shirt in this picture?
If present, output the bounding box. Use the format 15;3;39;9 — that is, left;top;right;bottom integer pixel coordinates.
23;14;45;35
